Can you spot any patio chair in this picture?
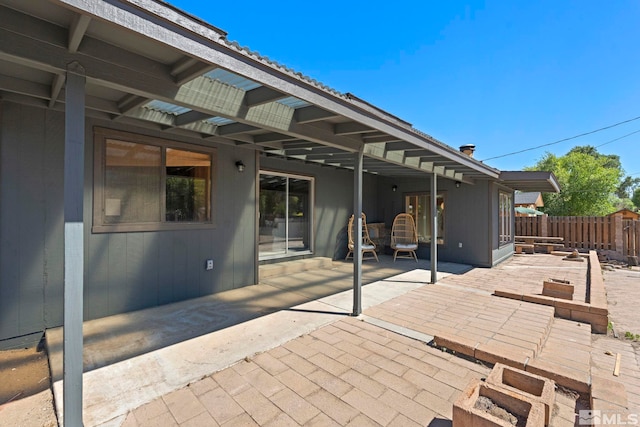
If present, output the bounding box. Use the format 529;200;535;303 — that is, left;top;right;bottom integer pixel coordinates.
391;213;418;262
345;213;379;262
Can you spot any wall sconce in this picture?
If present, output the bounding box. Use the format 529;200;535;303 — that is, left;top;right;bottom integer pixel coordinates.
235;161;245;172
455;181;461;188
392;185;398;192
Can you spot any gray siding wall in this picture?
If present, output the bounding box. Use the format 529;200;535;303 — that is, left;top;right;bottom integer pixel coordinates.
0;101;257;344
0;102;65;345
376;176;493;266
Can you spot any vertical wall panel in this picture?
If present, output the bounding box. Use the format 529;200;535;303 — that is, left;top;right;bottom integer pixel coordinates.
156;232;174;305
141;232;159;305
106;233;127;313
124;233;146;311
43;108;64;328
86;232;110;320
171;235;189;302
18;106;46;333
0;102;21;340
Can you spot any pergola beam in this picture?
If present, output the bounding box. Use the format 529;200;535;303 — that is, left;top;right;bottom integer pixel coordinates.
68;14;90;52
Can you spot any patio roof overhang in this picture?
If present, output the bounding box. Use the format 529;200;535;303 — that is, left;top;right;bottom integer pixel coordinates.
499;171;561;193
0;0;501;184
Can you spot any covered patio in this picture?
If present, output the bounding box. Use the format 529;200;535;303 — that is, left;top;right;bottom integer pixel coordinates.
0;1;559;425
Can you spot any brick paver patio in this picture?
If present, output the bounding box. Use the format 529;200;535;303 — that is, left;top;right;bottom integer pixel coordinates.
12;254;634;426
120;254;608;427
123;316;583;426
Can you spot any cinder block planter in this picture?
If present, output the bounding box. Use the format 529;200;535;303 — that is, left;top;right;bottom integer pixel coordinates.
453;378;545;427
486;363;555;426
542;279;574;300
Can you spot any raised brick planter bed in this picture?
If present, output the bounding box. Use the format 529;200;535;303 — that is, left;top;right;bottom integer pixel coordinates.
542;279;574;300
486;363;555;426
494;251;609;333
453;378;545;427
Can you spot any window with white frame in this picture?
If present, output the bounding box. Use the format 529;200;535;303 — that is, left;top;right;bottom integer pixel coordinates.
499;191;513;245
93;128;215;232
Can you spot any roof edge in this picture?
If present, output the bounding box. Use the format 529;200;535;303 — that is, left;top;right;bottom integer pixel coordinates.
499;171;561;193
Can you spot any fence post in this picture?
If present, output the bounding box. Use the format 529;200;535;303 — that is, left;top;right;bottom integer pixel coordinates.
614;213;623;258
540;215;548;237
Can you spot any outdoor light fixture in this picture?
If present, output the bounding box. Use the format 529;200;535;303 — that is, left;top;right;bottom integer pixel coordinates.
392;185;398;192
455;181;461;188
235;160;245;172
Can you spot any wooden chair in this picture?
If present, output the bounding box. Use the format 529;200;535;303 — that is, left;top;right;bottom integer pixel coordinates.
345;213;379;262
391;213;418;262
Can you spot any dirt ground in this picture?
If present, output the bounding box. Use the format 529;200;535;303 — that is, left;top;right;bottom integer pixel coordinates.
0;344;58;427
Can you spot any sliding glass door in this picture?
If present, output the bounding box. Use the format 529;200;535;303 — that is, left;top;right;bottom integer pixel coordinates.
259;172;313;259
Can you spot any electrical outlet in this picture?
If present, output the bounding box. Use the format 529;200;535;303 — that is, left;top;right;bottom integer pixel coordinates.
458;242;463;248
206;259;214;270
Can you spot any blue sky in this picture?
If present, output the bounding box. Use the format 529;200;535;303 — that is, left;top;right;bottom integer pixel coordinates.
170;0;640;178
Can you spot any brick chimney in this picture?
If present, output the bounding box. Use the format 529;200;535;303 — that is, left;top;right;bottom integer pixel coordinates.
459;144;476;157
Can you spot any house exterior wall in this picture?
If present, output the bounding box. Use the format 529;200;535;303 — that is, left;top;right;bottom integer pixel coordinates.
0;101;258;347
377;176;494;267
0;100;508;348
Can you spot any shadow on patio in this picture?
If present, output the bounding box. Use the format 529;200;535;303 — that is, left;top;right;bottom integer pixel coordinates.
46;255;470;380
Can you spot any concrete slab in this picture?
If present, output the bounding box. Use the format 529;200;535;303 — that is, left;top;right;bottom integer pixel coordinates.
48;258;447;426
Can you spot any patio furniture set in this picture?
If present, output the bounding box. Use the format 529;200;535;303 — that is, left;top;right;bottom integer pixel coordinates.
345;212;419;262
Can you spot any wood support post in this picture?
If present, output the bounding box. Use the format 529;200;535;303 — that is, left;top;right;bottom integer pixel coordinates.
430;173;438;284
63;61;85;427
352;145;364;316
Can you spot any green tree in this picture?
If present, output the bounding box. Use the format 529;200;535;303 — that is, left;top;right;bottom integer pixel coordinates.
527;146;622;216
632;187;640;209
618;175;640;199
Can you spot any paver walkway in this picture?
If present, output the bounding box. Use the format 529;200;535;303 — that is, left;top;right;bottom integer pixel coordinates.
122;255;597;427
365;282;555;363
125;318;491;427
444;253;588;301
124;315;584;427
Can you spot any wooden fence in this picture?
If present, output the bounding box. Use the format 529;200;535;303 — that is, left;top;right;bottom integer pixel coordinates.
515;215;640;258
